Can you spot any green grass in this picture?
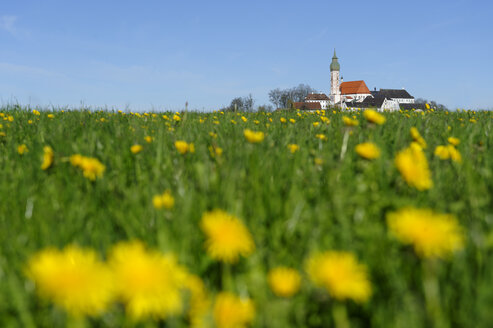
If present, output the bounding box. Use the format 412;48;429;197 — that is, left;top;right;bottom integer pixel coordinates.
0;107;492;327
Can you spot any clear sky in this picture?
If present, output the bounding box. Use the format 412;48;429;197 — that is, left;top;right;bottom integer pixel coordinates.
1;0;492;111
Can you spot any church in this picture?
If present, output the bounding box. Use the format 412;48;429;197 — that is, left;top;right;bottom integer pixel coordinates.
298;50;417;111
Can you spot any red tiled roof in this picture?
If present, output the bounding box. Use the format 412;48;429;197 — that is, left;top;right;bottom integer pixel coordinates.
293;102;322;110
340;80;371;95
305;93;330;101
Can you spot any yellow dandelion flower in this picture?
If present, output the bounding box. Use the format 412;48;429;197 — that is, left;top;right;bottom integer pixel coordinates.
254;120;260;125
173;114;181;122
241;116;248;122
363;109;385;125
47;114;54;119
314;157;323;166
306;251;371;303
26;245;115;317
447;137;460;146
109;241;189;320
17;144;28;155
200;210;255;263
313;122;320;127
288;144;299;154
320;116;330;123
410;127;427;148
144;136;154;143
395;143;432;190
175;140;192;154
70;155;105;180
268;267;301;298
387;207;465;259
209;132;218;139
280;117;287;123
425;103;430;110
41;146;54;170
185;275;211;328
289;118;296;124
447;145;461;163
315;134;327;141
243;129;264;144
33;109;41;115
355;142;380;160
152;190;175;209
213;292;255;328
343;116;359;126
131;144;143;154
7;115;14;122
434;145;450;160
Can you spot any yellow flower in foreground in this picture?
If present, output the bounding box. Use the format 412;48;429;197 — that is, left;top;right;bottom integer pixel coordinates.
363;109;385;125
70;155;105;180
306;251;371;303
425;103;431;110
173;114;181;122
280;117;287;123
355;142;380;160
434;145;462;163
288;144;299;154
17;144;28;155
26;246;114;317
213;292;255;328
131;144;143;154
395;143;432;190
447;137;460;146
268;267;301;297
144;136;154;143
243;129;264;144
41;146;54;170
387;207;464;259
289;118;296;124
175;140;194;154
410;127;427;148
313;122;320;127
47;114;54;119
241;116;248;122
343;116;359;126
185;275;211;328
315;134;327;141
33;109;41;116
152;190;175;209
109;241;189;320
200;210;255;263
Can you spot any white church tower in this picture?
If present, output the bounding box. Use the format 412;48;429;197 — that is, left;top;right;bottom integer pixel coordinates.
330;49;341;104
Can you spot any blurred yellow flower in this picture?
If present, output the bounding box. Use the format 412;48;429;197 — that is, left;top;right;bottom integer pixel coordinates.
447;137;460;146
289;118;296;124
209;132;218;139
185;274;211;328
313;122;320;127
152;190;175;210
244;129;264;143
363;109;385;125
320;116;330;123
268;267;301;297
47;114;54;119
410;127;427;148
70;154;105;180
434;145;449;160
280;117;287;123
26;245;114;317
41;146;54;170
17;144;28;155
131;144;143;154
355;142;380;160
241;116;248;122
175;140;195;154
109;241;189;320
387;207;464;259
425;103;431;110
288;144;299;154
343;116;359;126
200;209;255;263
173;114;181;122
306;251;371;303
314;157;323;165
395;143;432;190
434;145;461;163
32;109;41;116
144;136;154;143
315;134;327;141
213;292;255;328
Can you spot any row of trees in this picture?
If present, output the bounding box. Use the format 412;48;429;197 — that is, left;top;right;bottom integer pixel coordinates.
268;84;317;109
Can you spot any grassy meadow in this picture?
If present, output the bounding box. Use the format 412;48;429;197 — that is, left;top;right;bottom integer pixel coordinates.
0;106;492;327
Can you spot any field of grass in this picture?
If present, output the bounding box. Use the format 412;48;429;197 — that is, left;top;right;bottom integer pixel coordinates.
0;106;492;327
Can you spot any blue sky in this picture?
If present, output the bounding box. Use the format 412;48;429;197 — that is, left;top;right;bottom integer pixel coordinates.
1;0;492;111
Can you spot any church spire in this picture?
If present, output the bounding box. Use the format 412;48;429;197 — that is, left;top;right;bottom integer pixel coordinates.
330;49;340;71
